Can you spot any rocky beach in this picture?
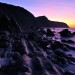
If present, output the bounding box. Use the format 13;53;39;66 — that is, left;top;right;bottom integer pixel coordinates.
0;2;75;75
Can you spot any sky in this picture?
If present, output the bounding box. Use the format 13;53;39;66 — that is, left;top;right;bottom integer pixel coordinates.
0;0;75;28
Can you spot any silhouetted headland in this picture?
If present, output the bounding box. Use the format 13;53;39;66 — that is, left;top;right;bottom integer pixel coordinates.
0;2;69;32
36;16;69;28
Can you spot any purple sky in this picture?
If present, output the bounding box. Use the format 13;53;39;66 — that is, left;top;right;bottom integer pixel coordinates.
0;0;75;27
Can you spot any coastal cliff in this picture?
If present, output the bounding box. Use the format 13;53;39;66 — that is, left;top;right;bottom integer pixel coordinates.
0;2;36;32
0;2;69;32
36;16;69;28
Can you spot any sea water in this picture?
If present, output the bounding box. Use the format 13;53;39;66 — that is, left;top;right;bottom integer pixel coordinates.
51;28;75;72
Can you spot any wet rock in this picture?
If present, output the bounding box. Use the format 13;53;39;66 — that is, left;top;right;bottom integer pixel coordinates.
33;51;43;57
12;40;26;55
12;52;25;65
0;35;10;43
59;29;72;37
64;71;75;75
54;49;66;57
38;28;46;34
64;44;75;50
0;31;10;48
61;40;75;43
54;64;64;74
32;57;43;71
63;46;69;51
46;50;53;55
0;42;9;48
68;54;72;57
73;32;75;35
37;39;49;50
27;32;37;40
0;31;10;36
28;52;34;58
0;48;4;57
19;65;30;72
56;56;68;65
0;15;11;31
51;41;64;50
46;29;54;36
0;65;18;75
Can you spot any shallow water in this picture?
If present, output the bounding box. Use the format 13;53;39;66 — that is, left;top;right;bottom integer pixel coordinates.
51;28;75;72
50;28;75;56
51;28;75;42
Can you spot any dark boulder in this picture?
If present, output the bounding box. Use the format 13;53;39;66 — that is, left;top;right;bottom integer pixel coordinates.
54;49;66;57
46;29;54;36
59;29;72;37
51;41;64;50
32;57;43;71
12;40;26;55
37;39;49;49
27;32;37;41
0;31;10;36
64;71;75;75
0;14;22;35
0;15;10;31
61;40;75;43
38;28;46;34
64;44;75;50
73;32;75;35
33;51;43;57
56;56;68;65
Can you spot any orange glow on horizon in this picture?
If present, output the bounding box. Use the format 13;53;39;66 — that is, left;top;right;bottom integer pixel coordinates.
68;24;75;28
48;17;75;28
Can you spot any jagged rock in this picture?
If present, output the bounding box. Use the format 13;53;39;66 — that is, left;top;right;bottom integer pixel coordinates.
12;40;26;55
0;14;22;36
9;17;22;34
33;51;43;57
61;40;75;43
73;32;75;35
0;2;36;32
64;44;75;50
32;57;43;71
54;49;66;56
37;39;49;49
19;65;30;72
46;29;54;36
0;31;10;49
27;32;37;40
59;29;72;37
0;15;10;31
56;56;68;65
51;41;64;50
0;31;10;36
64;71;75;75
38;28;46;34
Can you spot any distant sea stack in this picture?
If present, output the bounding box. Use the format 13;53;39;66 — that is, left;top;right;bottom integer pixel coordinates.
36;16;69;28
0;2;36;32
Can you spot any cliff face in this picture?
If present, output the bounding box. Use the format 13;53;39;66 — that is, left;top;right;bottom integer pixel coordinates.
0;2;36;32
36;16;69;28
0;2;69;33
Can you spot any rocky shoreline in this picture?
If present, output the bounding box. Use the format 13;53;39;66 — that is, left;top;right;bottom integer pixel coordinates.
0;2;74;75
0;25;75;75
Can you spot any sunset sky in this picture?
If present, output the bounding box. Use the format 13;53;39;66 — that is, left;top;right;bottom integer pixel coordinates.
0;0;75;28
